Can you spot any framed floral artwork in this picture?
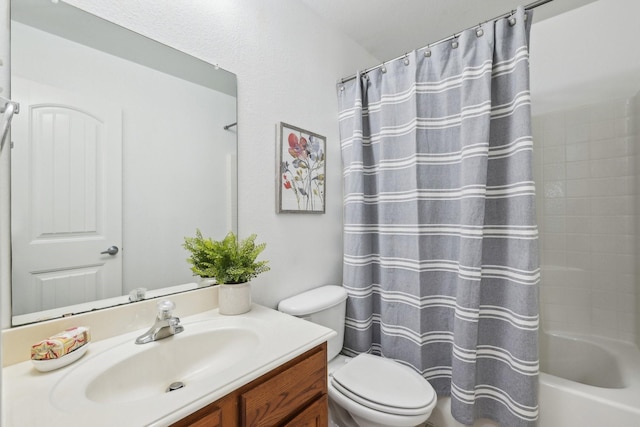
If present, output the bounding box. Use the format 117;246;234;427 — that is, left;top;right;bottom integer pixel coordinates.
278;122;326;213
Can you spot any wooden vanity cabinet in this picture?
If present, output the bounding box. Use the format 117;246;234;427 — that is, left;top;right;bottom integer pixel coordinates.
170;343;328;427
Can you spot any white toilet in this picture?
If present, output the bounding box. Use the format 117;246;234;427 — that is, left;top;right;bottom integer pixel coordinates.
278;285;436;427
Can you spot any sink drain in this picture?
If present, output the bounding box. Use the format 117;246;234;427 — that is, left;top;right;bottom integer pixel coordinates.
166;381;185;392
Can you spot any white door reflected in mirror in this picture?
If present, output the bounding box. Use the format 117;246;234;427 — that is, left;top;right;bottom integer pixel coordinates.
11;78;123;316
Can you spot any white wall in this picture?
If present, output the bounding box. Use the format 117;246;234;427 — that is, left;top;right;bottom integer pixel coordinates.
33;0;377;310
530;0;640;115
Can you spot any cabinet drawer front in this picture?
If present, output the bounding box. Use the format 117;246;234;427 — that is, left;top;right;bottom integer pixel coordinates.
241;349;326;427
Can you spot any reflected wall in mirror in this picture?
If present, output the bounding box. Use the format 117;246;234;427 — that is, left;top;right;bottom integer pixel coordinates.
10;0;237;326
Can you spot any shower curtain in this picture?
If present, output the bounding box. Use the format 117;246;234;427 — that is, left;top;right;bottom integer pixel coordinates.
338;7;539;427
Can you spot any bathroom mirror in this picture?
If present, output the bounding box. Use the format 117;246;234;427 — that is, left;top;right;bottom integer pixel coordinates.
10;0;237;325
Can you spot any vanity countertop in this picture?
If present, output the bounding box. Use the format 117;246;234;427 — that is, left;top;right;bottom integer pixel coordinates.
2;304;334;427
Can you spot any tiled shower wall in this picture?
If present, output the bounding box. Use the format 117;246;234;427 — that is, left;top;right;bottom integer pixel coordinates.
533;94;639;343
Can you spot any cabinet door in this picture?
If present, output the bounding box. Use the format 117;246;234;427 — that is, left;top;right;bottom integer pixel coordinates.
187;407;222;427
283;395;328;427
170;394;237;427
241;348;326;426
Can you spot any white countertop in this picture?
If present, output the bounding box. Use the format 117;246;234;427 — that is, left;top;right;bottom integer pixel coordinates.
3;304;334;427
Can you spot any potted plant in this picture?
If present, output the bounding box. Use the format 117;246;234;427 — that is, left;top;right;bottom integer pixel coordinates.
181;229;217;288
183;229;269;315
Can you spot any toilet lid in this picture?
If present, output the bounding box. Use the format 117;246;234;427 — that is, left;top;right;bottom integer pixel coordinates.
331;354;436;416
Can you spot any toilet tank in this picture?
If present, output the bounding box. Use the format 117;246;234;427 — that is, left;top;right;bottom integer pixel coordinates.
278;285;348;361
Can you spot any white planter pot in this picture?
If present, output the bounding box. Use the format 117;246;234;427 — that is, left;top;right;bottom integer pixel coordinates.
218;282;251;315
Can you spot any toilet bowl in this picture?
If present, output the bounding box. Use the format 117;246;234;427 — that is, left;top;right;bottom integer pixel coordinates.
278;286;436;427
329;353;436;427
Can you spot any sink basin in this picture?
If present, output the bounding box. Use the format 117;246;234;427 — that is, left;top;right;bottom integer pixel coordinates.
51;317;261;409
87;327;259;404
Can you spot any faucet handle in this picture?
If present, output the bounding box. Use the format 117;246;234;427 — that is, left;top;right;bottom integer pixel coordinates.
157;300;176;320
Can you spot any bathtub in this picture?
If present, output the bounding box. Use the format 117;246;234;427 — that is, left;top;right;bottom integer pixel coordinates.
428;332;640;427
539;332;640;426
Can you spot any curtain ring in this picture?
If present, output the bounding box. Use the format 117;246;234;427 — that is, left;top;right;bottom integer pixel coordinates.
508;11;517;26
381;64;387;73
476;24;484;38
403;55;410;66
451;35;459;49
424;46;432;58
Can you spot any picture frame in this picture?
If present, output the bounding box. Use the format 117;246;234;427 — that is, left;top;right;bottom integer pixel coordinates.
278;122;326;214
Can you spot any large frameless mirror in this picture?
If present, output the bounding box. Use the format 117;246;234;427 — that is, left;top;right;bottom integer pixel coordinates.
10;0;237;325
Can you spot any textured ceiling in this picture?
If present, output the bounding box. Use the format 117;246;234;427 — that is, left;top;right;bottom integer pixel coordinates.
300;0;597;63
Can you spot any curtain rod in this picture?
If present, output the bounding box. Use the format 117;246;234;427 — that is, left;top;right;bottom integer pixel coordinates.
340;0;554;84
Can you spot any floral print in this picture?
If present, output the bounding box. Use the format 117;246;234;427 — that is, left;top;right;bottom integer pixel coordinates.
281;129;325;211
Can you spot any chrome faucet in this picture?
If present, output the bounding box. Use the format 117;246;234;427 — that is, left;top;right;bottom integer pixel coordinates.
135;300;184;344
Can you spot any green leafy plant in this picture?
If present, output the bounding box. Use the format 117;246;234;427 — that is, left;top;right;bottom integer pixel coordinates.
183;230;270;284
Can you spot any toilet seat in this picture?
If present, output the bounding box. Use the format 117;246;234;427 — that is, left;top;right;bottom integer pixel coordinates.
330;354;436;417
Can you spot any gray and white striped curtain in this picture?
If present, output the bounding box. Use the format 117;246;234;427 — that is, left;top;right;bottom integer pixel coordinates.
337;7;539;427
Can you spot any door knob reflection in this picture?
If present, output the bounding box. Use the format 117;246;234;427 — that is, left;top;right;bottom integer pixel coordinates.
100;246;119;256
